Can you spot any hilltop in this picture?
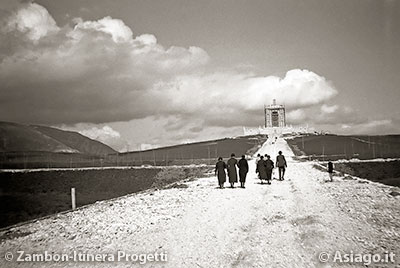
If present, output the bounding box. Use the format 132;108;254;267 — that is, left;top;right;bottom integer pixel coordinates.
0;122;116;156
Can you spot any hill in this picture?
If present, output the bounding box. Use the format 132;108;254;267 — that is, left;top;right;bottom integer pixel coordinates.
121;135;267;165
0;121;116;155
31;125;116;156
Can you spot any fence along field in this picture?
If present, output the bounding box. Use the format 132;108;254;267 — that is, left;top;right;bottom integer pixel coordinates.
0;135;267;169
286;134;400;161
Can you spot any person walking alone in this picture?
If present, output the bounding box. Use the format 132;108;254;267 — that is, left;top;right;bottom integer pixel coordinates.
327;161;334;182
238;155;249;188
227;153;238;188
265;155;274;184
276;151;287;180
215;157;227;188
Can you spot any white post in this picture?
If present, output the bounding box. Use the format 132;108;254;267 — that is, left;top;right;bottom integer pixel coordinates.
71;188;76;210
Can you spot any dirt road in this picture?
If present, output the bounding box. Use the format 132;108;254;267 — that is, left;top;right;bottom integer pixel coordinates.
1;138;399;267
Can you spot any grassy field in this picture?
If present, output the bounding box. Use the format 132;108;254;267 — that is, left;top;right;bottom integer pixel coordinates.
0;166;212;228
0;135;267;169
333;161;400;188
287;134;400;161
289;134;400;187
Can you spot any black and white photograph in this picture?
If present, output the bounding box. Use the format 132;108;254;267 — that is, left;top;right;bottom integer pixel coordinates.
0;0;399;267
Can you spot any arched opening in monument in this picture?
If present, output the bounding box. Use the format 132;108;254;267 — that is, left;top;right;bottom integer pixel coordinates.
271;111;279;127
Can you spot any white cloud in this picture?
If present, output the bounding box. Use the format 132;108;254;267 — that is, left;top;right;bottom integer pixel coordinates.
157;69;338;127
71;16;133;42
59;116;244;152
277;69;337;107
321;104;339;114
4;2;59;41
78;125;121;141
59;124;124;151
134;34;157;45
287;109;307;123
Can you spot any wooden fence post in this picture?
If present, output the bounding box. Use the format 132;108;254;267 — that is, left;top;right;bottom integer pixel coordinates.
71;188;76;210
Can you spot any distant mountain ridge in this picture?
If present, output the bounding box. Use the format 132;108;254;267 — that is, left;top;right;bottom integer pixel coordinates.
0;121;117;155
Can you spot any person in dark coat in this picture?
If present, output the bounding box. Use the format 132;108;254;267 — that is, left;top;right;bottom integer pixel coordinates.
256;154;261;164
256;155;267;184
276;151;287;180
227;153;238;188
255;153;261;180
215;157;227;188
265;155;274;184
327;161;334;182
238;155;249;188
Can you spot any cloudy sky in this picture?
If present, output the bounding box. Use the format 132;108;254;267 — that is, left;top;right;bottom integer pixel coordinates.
1;0;399;151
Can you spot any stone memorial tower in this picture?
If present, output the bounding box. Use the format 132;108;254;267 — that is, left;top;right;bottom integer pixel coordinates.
264;99;286;128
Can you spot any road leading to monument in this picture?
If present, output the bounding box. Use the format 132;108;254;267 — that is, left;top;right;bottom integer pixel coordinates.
1;137;399;267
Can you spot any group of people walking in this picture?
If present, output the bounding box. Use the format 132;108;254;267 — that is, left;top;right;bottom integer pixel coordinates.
255;151;287;184
215;154;249;189
215;151;287;189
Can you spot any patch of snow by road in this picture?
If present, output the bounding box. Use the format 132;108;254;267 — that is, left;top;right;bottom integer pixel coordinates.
331;158;400;163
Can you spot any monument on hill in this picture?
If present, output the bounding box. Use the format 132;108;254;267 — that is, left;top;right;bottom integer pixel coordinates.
264;99;286;128
243;99;309;136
